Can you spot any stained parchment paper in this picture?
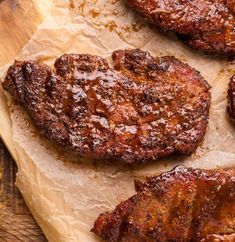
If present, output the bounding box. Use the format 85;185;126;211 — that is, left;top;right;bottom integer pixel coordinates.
0;0;235;241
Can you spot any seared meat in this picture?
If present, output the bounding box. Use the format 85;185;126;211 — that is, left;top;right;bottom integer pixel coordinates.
228;75;235;121
127;0;235;55
3;49;211;163
92;166;235;241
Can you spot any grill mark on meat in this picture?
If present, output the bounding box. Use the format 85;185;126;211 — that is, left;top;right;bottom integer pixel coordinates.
127;0;235;54
3;49;211;163
92;166;235;241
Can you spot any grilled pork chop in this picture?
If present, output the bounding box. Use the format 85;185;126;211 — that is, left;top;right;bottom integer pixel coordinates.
3;49;211;163
228;74;235;121
127;0;235;55
92;166;235;241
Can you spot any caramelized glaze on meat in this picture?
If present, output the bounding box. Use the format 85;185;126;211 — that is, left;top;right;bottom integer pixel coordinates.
3;50;211;163
92;166;235;241
127;0;235;54
228;75;235;121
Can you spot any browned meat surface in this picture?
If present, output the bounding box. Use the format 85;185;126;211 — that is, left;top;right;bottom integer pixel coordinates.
92;166;235;241
228;75;235;121
127;0;235;55
3;49;211;163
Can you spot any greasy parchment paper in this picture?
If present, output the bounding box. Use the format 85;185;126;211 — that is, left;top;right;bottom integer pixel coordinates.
1;0;235;241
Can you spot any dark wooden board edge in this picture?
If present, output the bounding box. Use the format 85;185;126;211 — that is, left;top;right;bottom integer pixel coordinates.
0;139;47;241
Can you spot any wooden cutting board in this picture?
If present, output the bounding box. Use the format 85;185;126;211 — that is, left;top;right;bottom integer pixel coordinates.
0;0;52;240
0;0;52;65
0;140;47;241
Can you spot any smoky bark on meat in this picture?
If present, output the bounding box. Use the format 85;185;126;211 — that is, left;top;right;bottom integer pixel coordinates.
92;166;235;241
127;0;235;55
3;49;211;163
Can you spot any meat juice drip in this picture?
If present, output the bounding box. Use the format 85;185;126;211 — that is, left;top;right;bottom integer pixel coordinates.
69;0;75;9
67;0;146;40
89;8;100;18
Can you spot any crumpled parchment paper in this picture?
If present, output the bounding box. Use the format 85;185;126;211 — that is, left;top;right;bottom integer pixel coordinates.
0;0;235;241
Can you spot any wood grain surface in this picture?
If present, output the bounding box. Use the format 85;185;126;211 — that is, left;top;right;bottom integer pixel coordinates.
0;0;51;65
1;0;39;65
0;0;51;240
0;140;47;241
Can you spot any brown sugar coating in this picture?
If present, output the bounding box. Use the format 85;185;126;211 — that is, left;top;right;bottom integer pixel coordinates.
92;166;235;241
127;0;235;54
3;49;211;163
